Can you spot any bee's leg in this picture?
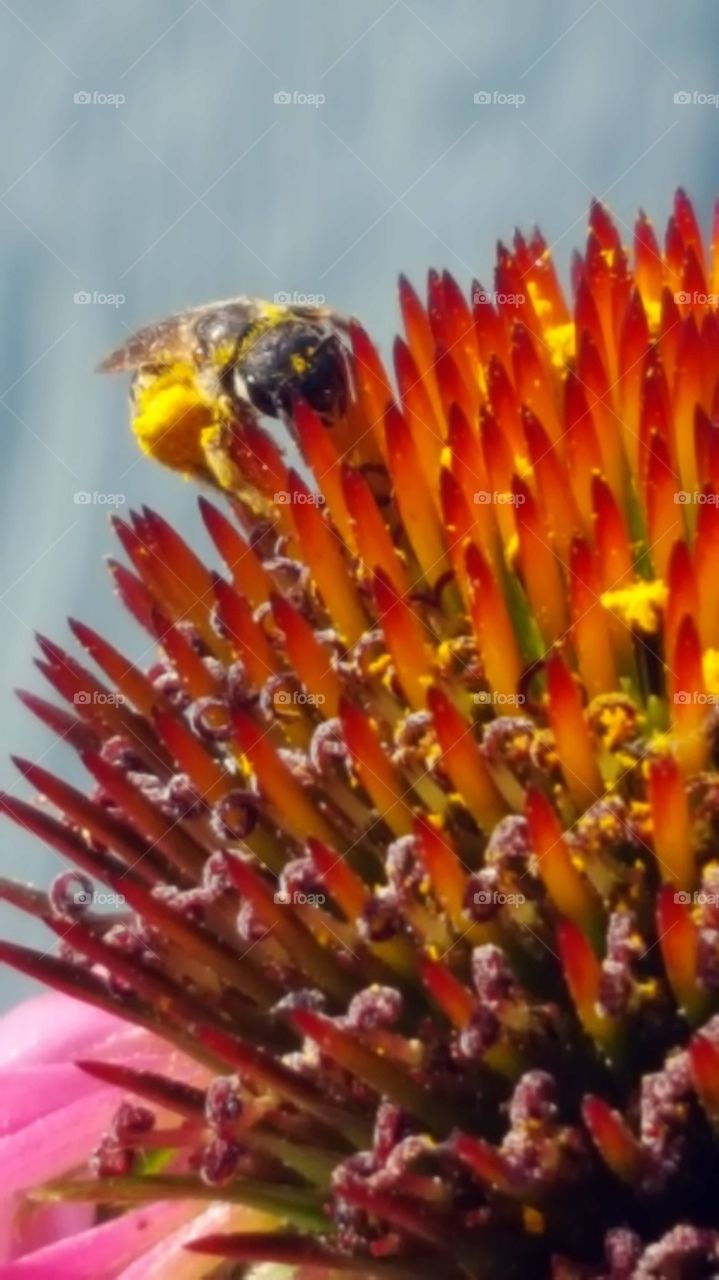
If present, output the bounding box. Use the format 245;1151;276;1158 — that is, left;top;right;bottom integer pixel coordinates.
199;416;277;522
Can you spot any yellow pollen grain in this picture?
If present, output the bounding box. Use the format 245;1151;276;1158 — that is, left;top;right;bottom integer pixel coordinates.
235;305;290;361
290;351;312;375
645;298;662;333
601;581;667;633
527;281;552;320
596;705;633;750
544;322;575;367
209;340;236;369
132;364;217;474
261;302;290;325
437;640;453;665
368;653;392;679
505;532;521;571
703;648;719;695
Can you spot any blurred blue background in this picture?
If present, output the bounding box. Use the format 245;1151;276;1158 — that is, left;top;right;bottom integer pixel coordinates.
1;0;718;1009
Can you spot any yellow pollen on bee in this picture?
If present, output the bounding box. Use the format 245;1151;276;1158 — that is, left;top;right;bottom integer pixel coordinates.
132;363;218;474
290;351;312;376
209;340;237;369
261;302;291;325
235;305;295;361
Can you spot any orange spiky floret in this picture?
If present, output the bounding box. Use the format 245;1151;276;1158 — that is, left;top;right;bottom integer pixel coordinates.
7;192;719;1276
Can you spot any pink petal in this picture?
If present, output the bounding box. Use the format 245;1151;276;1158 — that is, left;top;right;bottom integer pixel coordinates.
0;1066;110;1138
0;1088;123;1194
0;1201;195;1279
117;1205;277;1280
0;1047;190;1139
0;1049;199;1193
0;994;128;1068
0;1201;94;1264
0;992;213;1269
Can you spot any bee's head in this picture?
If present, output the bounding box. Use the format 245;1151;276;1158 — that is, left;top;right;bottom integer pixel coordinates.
237;321;348;420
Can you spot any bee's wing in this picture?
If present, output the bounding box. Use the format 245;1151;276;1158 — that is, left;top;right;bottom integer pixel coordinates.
97;297;259;375
98;297;352;375
97;314;201;374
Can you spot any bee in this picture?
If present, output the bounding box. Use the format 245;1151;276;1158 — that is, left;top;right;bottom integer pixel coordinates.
98;295;350;482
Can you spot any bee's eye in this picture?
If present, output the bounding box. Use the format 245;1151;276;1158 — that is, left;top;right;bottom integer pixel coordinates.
241;369;276;417
238;323;348;421
294;334;347;418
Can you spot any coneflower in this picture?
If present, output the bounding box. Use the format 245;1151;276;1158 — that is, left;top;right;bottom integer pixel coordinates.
3;190;719;1278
